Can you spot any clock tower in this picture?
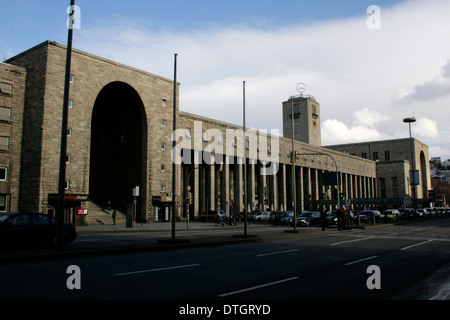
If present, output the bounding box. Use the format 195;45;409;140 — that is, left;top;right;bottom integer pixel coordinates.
282;94;321;146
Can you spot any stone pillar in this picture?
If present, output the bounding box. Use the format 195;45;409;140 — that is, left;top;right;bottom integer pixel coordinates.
247;160;255;213
220;157;230;216
257;162;267;211
296;166;304;211
303;167;311;210
233;161;243;215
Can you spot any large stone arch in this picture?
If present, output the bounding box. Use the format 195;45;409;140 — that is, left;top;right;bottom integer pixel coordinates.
89;81;148;221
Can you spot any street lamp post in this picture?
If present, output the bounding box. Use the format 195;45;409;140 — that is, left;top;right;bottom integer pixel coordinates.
172;53;178;241
291;100;297;232
243;81;248;237
403;117;417;207
56;0;75;250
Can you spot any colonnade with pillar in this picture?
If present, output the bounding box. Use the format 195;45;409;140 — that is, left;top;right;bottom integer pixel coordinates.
180;152;377;220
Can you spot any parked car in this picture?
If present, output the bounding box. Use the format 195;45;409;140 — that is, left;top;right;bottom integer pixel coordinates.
255;212;270;221
416;209;430;218
269;211;284;223
356;210;381;223
0;212;77;247
399;208;415;220
270;211;291;224
294;211;321;227
381;209;400;222
327;211;337;225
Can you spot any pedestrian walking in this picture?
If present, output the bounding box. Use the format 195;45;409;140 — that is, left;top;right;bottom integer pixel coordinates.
320;206;327;231
343;206;351;230
112;209;117;225
337;208;344;231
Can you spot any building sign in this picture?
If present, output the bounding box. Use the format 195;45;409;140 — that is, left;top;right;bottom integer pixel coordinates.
48;194;90;202
77;209;88;215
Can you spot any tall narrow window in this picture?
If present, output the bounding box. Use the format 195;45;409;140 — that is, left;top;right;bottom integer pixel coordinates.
373;152;379;161
0;167;7;181
0;195;7;212
392;177;398;197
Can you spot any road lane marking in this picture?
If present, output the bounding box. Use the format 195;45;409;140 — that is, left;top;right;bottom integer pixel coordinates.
114;264;201;276
330;237;373;246
256;249;299;257
400;240;433;251
218;277;299;298
344;256;379;266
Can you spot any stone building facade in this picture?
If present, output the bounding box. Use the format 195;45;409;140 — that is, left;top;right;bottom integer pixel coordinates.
0;41;432;224
326;139;432;206
0;63;25;213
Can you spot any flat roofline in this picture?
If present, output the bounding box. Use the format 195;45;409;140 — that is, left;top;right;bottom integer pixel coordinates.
7;40;178;85
324;137;426;149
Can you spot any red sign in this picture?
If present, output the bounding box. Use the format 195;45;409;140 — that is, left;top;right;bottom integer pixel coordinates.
77;209;88;215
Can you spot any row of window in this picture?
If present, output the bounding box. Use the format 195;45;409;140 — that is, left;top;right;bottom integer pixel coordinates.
360;151;391;161
0;82;14;211
0;82;14;154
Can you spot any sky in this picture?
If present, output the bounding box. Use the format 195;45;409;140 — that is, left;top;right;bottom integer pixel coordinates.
2;0;450;160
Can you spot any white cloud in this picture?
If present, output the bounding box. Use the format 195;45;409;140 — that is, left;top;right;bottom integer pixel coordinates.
414;118;440;139
322;109;392;146
73;0;450;159
353;108;390;129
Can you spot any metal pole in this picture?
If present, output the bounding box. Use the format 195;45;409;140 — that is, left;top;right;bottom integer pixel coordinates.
409;122;417;207
243;81;248;237
56;0;75;250
172;53;177;240
291;100;297;232
404;117;416;207
297;152;340;210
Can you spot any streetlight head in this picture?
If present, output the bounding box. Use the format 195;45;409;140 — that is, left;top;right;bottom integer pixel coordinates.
403;117;416;123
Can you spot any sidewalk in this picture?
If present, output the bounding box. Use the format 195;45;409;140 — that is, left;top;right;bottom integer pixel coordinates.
0;221;337;264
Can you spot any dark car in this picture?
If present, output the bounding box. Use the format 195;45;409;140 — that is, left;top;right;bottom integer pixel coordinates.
356;210;381;224
270;211;291;224
294;211;322;227
0;212;77;247
327;210;338;225
399;208;415;220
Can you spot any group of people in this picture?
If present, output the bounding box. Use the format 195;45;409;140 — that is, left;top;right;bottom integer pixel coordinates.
319;205;352;231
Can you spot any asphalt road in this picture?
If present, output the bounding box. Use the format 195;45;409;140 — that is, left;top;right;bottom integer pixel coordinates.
1;218;449;305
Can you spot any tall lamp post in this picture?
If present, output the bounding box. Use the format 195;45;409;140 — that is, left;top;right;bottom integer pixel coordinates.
57;0;75;250
403;117;417;207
